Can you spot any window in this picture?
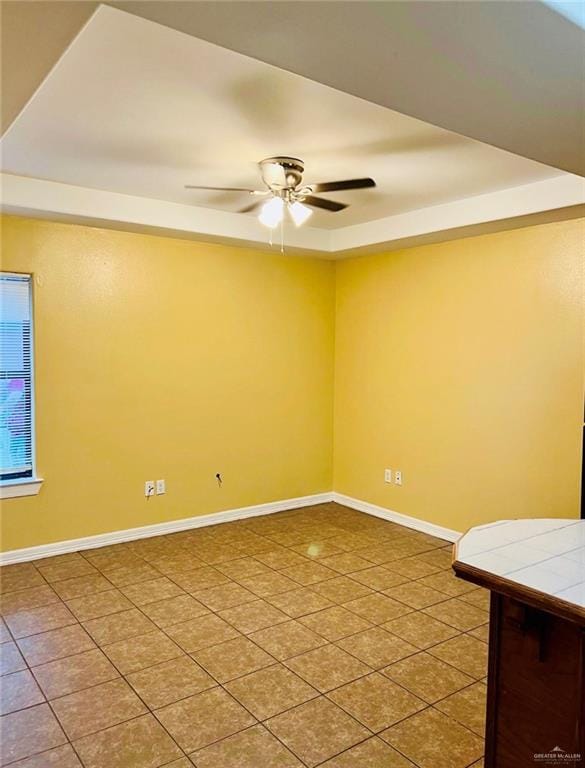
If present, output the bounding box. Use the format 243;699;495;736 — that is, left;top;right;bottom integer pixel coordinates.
0;273;40;496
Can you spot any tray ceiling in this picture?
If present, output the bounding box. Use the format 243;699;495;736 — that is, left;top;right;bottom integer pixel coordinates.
0;4;583;255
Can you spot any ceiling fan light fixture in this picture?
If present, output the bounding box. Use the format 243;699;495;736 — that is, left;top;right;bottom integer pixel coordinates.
288;201;313;227
259;196;284;228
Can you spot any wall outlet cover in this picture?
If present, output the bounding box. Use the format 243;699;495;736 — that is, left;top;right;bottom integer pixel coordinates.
156;479;166;495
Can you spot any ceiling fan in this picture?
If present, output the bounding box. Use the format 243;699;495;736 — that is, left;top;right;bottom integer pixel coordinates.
185;156;376;228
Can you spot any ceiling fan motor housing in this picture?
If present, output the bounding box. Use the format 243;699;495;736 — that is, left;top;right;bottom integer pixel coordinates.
260;156;305;191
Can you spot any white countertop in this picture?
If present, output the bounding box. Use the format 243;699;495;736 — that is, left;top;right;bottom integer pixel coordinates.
453;519;585;615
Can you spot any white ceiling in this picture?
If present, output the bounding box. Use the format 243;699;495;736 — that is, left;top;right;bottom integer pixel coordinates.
3;1;584;176
0;4;583;255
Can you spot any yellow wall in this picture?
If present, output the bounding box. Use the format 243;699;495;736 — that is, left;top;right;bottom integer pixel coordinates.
1;215;583;551
334;219;584;532
0;216;336;550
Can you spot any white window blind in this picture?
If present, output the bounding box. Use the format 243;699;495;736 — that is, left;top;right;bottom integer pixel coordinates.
0;273;34;481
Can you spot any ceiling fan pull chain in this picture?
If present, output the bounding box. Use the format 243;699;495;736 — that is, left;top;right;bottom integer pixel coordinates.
281;217;285;254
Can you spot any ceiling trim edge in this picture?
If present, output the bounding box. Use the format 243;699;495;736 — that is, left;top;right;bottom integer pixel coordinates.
332;175;585;252
1;173;583;258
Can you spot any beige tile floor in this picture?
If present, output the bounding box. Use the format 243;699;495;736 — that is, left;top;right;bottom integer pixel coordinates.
0;502;488;767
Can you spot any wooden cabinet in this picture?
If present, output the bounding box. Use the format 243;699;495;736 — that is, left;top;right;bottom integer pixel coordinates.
485;594;585;767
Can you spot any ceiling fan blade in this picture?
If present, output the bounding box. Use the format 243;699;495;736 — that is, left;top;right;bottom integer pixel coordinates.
302;195;348;212
239;200;264;214
310;178;376;193
185;185;257;193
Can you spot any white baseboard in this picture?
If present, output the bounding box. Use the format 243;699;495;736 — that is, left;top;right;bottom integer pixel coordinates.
0;490;460;565
332;492;461;543
0;492;334;565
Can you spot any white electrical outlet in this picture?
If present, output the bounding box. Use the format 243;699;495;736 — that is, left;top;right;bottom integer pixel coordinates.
145;480;155;497
156;479;166;495
384;469;392;483
394;470;403;486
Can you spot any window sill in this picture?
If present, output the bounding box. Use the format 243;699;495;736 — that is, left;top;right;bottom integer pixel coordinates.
0;479;44;499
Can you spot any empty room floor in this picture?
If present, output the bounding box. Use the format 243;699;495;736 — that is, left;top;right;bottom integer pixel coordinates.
0;503;488;768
